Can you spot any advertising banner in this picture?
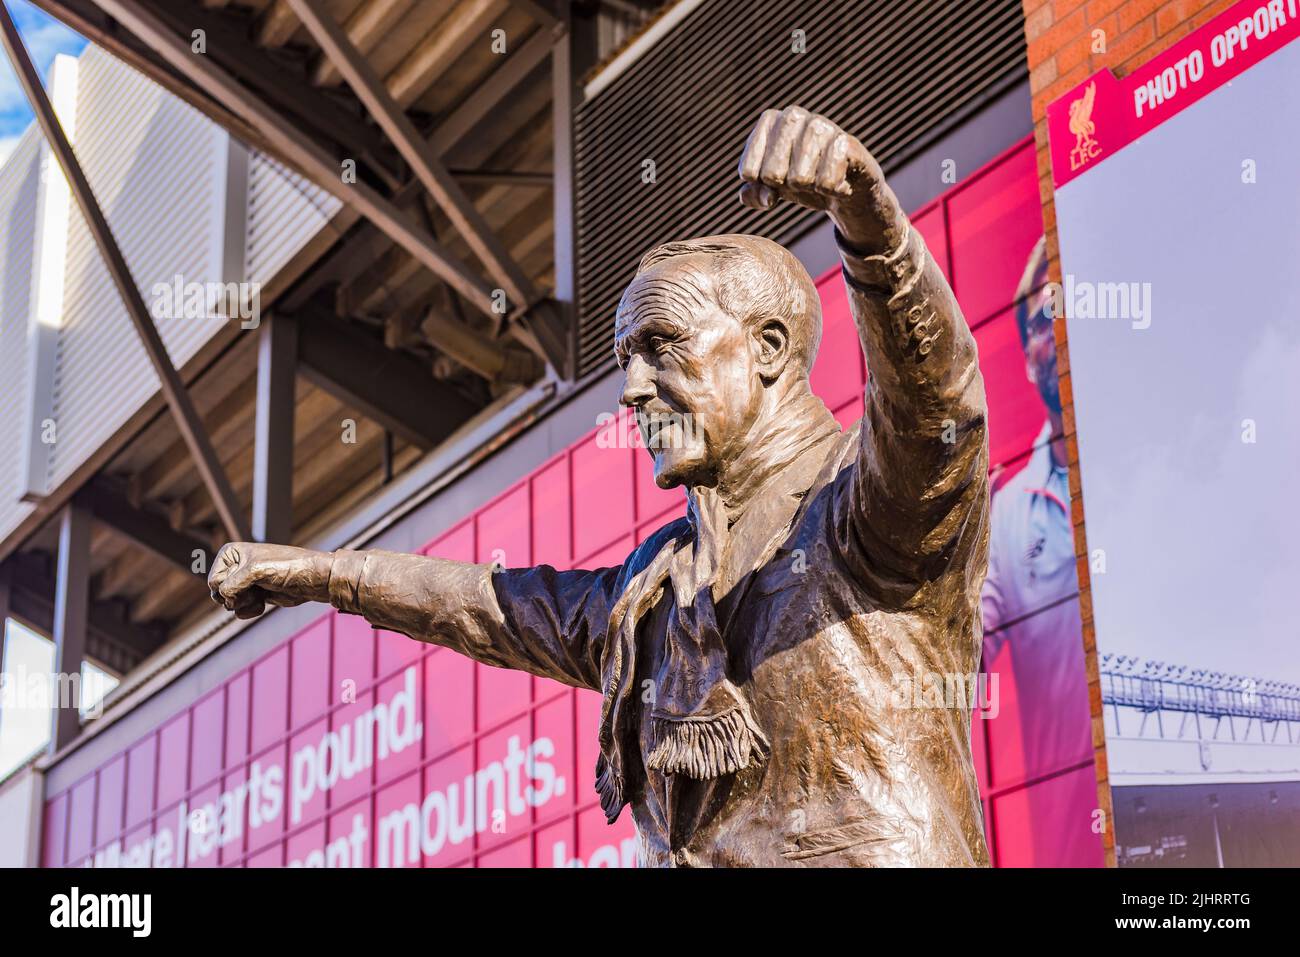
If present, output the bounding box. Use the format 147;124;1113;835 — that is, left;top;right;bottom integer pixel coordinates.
1049;0;1300;866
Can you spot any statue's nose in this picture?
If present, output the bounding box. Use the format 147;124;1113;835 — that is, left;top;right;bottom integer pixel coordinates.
619;354;655;408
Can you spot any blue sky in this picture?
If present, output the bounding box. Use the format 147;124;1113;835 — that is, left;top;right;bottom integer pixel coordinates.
0;0;87;163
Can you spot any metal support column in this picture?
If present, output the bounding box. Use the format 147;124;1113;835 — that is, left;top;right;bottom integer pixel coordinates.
252;314;297;543
50;500;90;752
0;562;10;704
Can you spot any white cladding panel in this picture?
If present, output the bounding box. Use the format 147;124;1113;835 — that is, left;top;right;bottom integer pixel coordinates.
245;150;339;287
0;129;42;542
47;46;227;490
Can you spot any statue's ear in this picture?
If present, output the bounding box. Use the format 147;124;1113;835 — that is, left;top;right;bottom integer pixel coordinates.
753;317;791;383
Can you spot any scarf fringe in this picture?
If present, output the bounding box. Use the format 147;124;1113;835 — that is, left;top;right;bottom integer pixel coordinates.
646;708;770;779
595;755;624;824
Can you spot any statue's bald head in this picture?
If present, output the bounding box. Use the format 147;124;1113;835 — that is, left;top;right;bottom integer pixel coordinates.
623;233;822;379
614;234;823;491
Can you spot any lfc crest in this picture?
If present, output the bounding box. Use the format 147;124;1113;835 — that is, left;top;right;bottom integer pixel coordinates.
1068;81;1101;171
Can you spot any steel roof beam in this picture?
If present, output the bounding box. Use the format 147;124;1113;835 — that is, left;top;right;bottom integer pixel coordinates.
284;0;542;320
296;308;483;449
285;26;557;317
86;479;211;574
312;0;414;86
94;0;503;320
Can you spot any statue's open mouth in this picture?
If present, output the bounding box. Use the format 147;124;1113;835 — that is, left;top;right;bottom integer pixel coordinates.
637;410;682;450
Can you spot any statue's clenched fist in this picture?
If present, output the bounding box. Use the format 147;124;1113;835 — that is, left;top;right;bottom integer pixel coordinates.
208;542;333;619
738;105;906;255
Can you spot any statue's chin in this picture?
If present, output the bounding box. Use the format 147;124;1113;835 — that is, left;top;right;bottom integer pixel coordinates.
652;449;709;490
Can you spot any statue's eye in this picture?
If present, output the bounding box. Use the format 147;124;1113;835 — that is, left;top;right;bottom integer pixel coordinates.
648;334;670;353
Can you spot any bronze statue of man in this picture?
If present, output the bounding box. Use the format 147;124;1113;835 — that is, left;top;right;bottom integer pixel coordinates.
209;107;992;867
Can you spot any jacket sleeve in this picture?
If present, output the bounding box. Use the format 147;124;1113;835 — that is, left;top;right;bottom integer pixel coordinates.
834;221;990;606
327;548;622;692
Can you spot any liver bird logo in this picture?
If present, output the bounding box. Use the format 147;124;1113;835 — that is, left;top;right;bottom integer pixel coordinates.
1067;81;1101;171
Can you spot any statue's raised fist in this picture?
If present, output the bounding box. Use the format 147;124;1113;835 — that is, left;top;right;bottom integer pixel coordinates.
737;106;905;255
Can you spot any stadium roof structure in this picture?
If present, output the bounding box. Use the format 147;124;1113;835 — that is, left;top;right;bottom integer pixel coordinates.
1;0;664;705
1100;654;1300;786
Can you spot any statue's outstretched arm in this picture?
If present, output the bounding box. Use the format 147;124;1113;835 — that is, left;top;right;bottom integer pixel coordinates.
207;542;619;691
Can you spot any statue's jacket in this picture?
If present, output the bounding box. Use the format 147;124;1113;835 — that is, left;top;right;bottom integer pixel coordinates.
328;223;993;867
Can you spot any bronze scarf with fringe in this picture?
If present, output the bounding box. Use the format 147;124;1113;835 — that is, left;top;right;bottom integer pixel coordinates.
595;393;841;822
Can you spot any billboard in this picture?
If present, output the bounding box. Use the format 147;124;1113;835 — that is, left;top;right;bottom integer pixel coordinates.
1049;0;1300;866
41;138;1100;868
